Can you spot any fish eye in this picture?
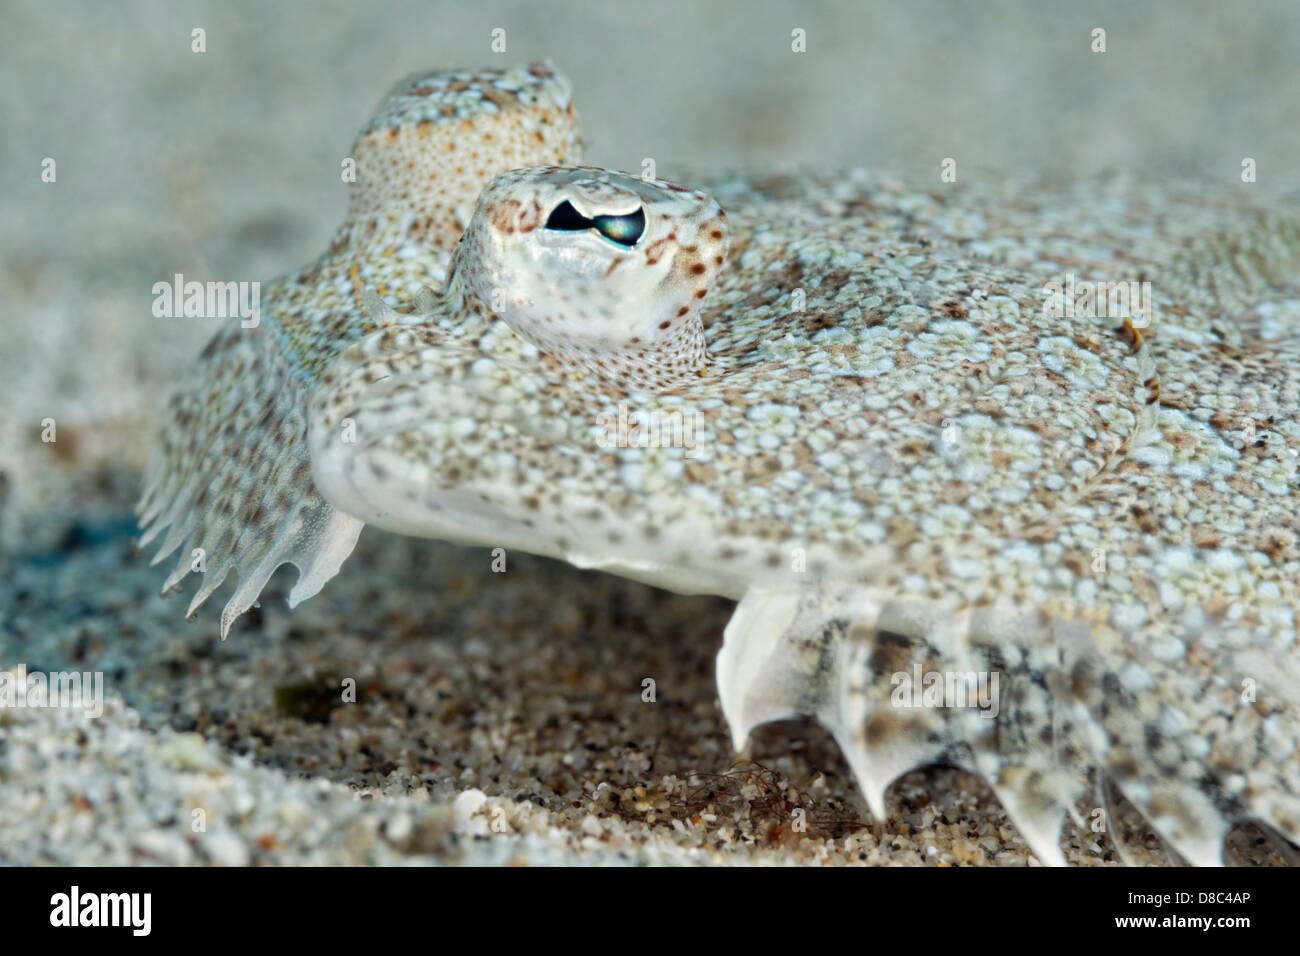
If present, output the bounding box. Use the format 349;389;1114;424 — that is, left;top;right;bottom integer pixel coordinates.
544;201;645;247
593;209;645;247
543;200;589;232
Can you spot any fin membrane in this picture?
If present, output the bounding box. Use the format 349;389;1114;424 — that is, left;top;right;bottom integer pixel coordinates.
138;324;362;639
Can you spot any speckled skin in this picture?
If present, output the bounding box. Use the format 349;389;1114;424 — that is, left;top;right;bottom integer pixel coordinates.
140;63;1300;866
139;61;582;635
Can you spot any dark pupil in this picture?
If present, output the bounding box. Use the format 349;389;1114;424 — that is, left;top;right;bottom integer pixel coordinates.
543;200;589;231
544;201;645;247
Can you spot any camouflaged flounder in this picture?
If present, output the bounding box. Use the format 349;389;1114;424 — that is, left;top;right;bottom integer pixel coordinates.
139;61;1300;866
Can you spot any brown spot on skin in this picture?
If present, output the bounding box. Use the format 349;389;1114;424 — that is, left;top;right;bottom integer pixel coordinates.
1021;525;1058;544
643;237;671;265
1118;317;1144;352
1208;410;1235;432
868;630;913;675
481;86;512;109
684;461;716;483
491;202;519;233
1259;528;1296;562
864;711;901;747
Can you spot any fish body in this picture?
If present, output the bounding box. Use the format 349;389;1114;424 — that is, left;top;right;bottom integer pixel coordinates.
141;63;1300;865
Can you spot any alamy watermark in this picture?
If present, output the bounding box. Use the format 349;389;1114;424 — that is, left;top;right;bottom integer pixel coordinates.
595;402;702;458
890;665;1000;718
0;665;104;718
1042;273;1153;327
49;886;150;936
152;273;260;328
